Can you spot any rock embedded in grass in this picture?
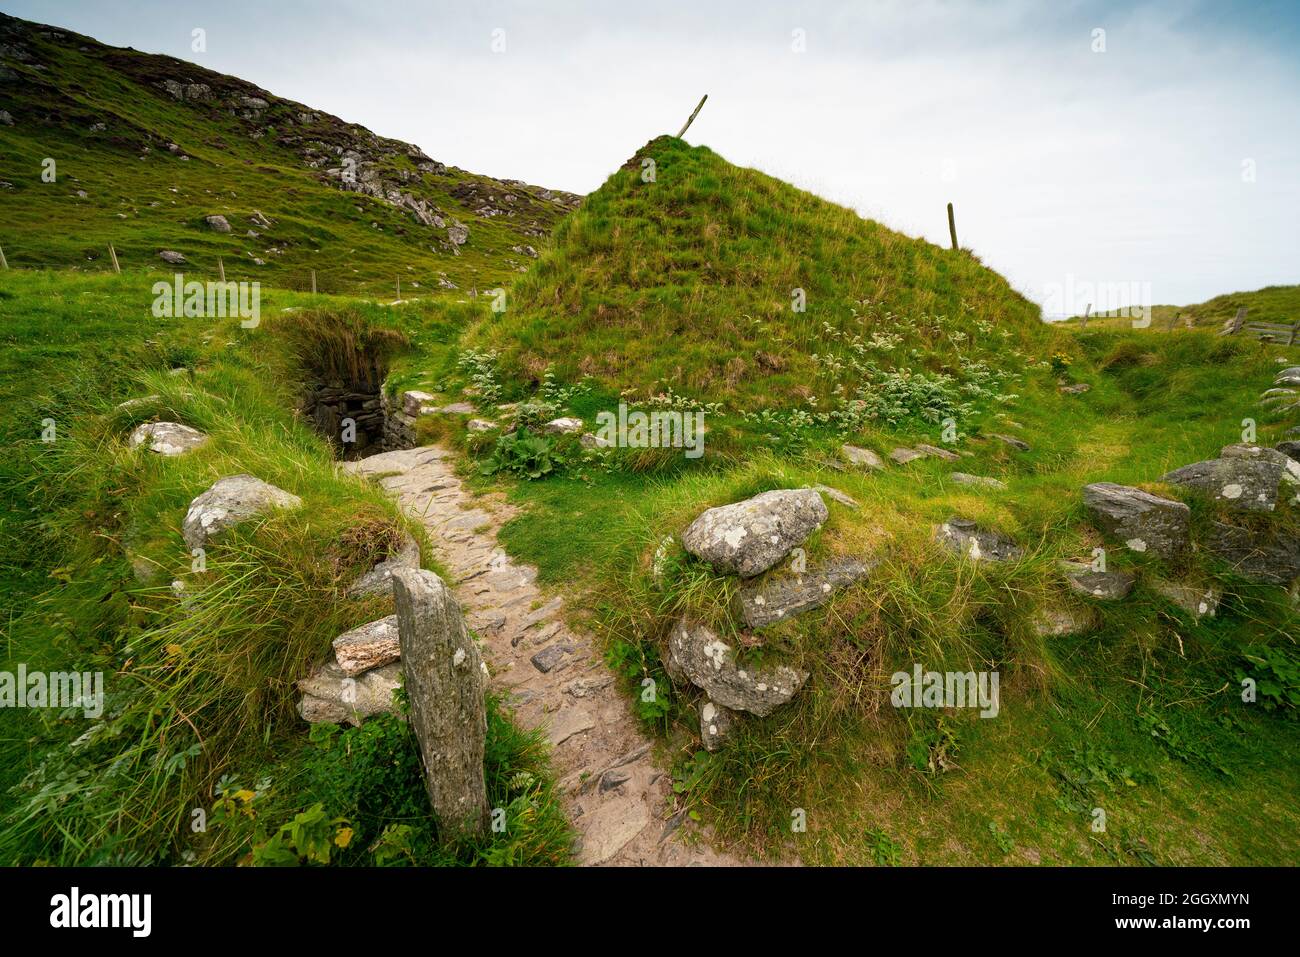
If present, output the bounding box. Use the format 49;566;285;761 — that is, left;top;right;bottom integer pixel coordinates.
1032;604;1098;637
667;620;808;716
1204;520;1300;585
1059;382;1091;395
889;447;926;465
1277;441;1300;462
543;416;583;435
812;484;859;508
733;556;875;629
841;444;884;470
916;443;960;462
158;249;186;264
466;418;496;432
1060;561;1136;600
128;421;208;456
699;698;736;752
332;615;401;675
400;390;436;415
950;472;1007;490
681;488;828;577
1081;482;1190;558
990;433;1031;452
1153;581;1219;620
1161;452;1295;512
204;214;231;232
934;517;1023;562
181;473;303;549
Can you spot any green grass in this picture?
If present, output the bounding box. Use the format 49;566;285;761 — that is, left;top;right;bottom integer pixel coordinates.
0;271;570;865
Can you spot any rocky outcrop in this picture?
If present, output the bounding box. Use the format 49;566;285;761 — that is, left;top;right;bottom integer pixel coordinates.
1081;483;1190;558
681;489;827;578
666;620;808;716
934;517;1023;562
391;567;489;843
128;421;208;456
732;556;874;629
182;474;302;549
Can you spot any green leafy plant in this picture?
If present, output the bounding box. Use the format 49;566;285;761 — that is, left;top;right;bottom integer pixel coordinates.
482;428;556;480
1237;644;1300;716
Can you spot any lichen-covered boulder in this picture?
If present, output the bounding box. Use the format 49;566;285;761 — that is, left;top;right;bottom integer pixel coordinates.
666;620;808;716
699;698;736;752
1032;604;1098;637
1081;483;1190;558
1153;581;1219;620
1161;448;1298;512
934;517;1023;562
1060;560;1136;600
681;489;827;578
732;556;874;628
182;474;302;549
129;421;208;456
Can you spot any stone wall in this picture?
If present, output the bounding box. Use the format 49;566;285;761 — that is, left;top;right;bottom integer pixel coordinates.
302;380;386;459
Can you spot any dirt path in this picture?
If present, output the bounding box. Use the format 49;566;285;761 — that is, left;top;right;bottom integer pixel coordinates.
344;444;740;866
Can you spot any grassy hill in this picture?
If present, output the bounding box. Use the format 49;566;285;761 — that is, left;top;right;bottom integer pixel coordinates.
0;12;578;297
469;135;1054;412
1058;284;1300;331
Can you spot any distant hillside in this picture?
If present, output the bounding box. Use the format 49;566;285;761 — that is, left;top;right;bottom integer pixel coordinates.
1058;284;1300;331
470;135;1052;410
0;13;579;296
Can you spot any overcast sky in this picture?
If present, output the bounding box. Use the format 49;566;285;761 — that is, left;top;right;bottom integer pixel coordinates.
8;0;1299;310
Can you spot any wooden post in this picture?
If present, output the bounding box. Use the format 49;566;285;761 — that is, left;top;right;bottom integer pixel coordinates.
947;203;959;251
1166;310;1179;331
218;256;226;283
676;94;708;139
1288;321;1298;346
0;244;7;270
1081;303;1091;330
108;243;121;274
311;269;317;294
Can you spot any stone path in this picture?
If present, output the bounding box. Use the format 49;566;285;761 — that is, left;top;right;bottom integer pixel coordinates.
343;445;740;866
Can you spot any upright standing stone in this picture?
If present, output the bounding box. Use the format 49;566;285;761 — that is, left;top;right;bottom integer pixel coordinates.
391;567;488;844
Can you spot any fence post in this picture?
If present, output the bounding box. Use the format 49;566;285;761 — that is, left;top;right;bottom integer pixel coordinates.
218;256;226;283
947;203;959;251
676;94;709;139
311;269;317;294
0;244;7;270
1080;303;1091;329
108;244;121;274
